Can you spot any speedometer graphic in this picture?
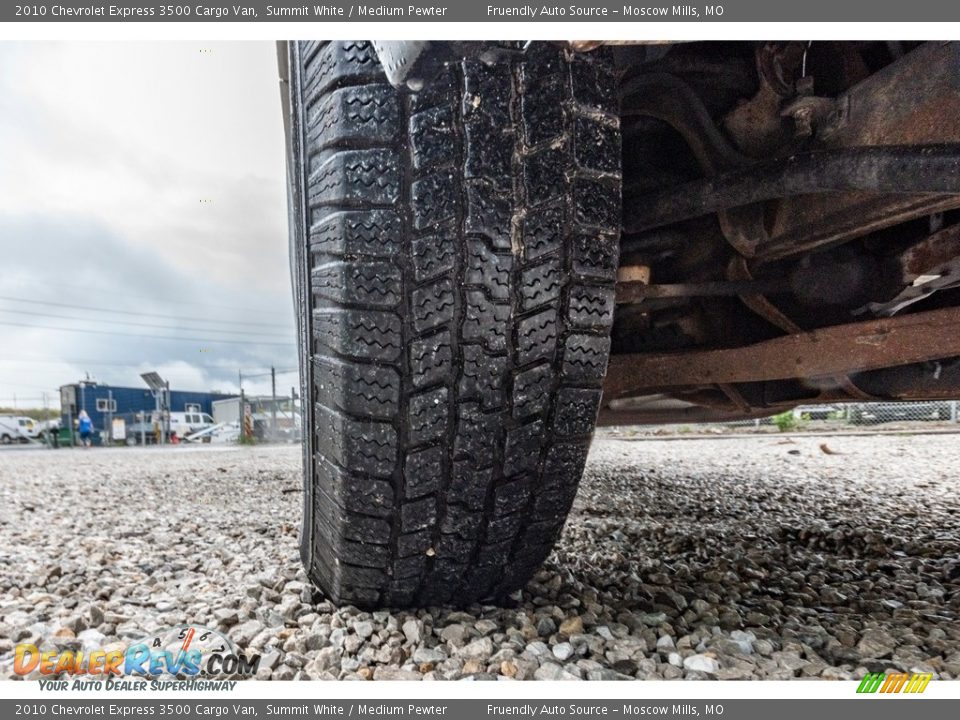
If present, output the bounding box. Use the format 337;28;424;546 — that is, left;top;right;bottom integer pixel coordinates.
127;624;238;678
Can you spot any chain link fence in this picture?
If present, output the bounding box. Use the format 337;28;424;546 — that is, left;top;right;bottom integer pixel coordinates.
605;400;960;437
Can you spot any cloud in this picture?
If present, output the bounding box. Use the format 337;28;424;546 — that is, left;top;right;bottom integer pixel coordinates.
0;42;298;403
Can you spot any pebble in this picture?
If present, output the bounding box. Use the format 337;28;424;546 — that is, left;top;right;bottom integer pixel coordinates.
684;654;720;674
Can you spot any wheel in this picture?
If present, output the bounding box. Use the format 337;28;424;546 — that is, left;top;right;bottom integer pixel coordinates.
0;434;11;445
286;41;621;607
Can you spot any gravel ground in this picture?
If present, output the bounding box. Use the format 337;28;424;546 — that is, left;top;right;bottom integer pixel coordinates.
1;435;958;681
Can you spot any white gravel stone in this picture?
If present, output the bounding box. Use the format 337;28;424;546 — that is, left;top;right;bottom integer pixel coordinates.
683;654;720;674
402;619;423;644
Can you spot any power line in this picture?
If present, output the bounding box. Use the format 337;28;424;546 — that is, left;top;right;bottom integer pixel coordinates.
0;320;296;346
0;308;293;338
48;283;292;318
0;357;293;370
0;295;294;328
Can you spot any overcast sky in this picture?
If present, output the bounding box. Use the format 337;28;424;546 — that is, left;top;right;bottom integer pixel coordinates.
0;42;297;406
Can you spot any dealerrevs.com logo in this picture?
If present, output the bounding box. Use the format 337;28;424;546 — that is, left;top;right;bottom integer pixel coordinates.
14;624;260;691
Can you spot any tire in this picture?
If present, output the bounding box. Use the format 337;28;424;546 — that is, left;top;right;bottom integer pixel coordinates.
287;41;621;607
1;434;11;445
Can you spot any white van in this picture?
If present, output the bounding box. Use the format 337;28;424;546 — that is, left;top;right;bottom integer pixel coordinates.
169;411;215;439
0;415;35;444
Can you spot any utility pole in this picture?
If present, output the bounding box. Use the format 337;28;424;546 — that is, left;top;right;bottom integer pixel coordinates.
163;381;170;446
107;389;114;445
238;370;245;442
42;392;50;448
271;366;277;441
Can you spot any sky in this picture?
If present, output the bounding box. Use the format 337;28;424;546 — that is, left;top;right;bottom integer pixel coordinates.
0;42;298;406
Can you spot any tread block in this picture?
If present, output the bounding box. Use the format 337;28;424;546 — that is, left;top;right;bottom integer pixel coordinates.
398;529;433;557
476;539;514;569
562;335;611;382
435;532;476;563
313;356;400;418
520;258;563;311
314;403;397;478
439;505;483;540
311;260;401;308
453;403;499;464
314;457;395;518
449;462;492;511
504;421;545;476
531;441;590;525
462;62;512;126
411;66;457;112
522;202;563;261
568;285;615;328
411;172;457;230
493;478;533;516
553;388;602;436
521;74;565;146
303;41;382;104
315;487;392;545
572;177;620;232
465;239;512;300
465;180;513;250
410;105;457;171
543;442;590;492
410;332;453;389
312;308;401;361
411;234;456;282
405;446;443;499
422;560;466;597
465;119;513;190
308;149;400;207
408;387;449;446
512;363;553;419
573;114;621;175
308;209;401;259
463;290;510;352
411;279;455;333
327;540;390;569
517;308;558;365
569;54;617;114
459;345;508;410
524;144;567;206
486;512;524;539
401;497;438;533
571;231;618;280
519;43;565;82
307;84;399;149
393;556;428;581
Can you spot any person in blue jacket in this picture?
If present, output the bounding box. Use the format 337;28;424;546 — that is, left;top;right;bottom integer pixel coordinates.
77;410;93;448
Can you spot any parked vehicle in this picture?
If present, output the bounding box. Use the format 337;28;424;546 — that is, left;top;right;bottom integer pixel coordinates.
124;411;216;444
0;415;35;444
793;405;841;421
850;402;954;425
27;418;60;440
169;411;216;438
279;41;960;607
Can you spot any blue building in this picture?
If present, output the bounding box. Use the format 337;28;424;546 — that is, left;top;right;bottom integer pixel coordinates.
59;381;234;432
